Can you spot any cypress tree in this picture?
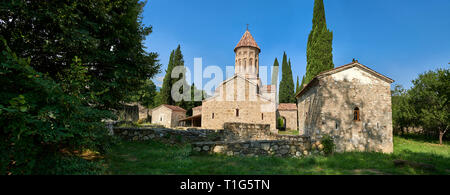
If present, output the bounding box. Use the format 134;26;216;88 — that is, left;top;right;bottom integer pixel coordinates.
288;59;296;102
279;52;295;103
160;50;175;105
300;75;306;90
160;45;188;106
305;0;334;84
172;45;190;108
271;58;279;86
296;76;300;94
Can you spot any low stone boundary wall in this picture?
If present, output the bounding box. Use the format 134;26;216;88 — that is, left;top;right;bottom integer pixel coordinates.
192;139;323;158
223;122;309;142
113;122;322;158
113;127;236;143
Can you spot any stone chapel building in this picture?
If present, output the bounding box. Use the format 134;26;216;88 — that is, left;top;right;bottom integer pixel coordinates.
200;29;278;131
296;60;394;153
151;104;186;128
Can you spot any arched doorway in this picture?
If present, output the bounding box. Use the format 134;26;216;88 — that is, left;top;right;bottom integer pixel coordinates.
277;116;287;131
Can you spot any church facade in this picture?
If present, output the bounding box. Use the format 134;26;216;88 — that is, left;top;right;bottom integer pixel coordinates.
296;61;394;153
201;29;277;131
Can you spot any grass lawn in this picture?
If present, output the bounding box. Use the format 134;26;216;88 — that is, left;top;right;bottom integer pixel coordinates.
105;136;450;175
278;129;300;135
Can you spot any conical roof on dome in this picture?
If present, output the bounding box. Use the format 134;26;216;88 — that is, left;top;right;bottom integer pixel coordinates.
234;30;260;52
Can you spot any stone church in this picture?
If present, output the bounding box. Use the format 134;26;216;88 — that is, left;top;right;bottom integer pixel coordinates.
185;29;394;153
200;29;278;132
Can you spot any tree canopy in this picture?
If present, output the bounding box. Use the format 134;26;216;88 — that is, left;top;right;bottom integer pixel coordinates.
1;0;160;109
279;53;295;103
392;68;449;144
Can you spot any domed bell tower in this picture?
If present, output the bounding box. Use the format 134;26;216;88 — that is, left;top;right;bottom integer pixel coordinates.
234;27;261;83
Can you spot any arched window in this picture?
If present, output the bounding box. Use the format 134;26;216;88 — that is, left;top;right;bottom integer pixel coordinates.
261;113;264;120
353;107;360;121
236;108;239;117
212;113;215;119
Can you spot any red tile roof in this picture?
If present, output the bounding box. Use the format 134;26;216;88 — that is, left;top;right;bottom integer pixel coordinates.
278;103;297;111
235;30;260;52
162;104;186;112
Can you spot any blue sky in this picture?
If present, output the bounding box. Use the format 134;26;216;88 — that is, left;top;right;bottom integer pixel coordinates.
142;0;450;90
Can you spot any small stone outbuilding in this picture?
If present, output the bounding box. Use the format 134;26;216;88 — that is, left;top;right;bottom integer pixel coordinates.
296;61;394;153
277;103;298;131
119;103;150;122
151;104;186;128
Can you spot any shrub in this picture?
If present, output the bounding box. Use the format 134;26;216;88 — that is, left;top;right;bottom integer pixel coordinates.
320;135;335;155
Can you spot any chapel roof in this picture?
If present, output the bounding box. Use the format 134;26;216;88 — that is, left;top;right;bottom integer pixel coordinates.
278;103;297;111
160;104;186;112
234;29;260;52
295;61;395;98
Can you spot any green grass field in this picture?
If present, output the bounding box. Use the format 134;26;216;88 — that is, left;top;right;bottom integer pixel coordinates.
105;136;450;175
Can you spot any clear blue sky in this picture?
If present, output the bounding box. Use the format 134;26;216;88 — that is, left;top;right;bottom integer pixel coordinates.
142;0;450;89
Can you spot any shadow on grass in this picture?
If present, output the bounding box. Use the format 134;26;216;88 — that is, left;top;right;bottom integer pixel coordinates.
398;134;449;145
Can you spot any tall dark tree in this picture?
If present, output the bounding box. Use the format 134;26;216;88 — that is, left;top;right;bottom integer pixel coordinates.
305;0;334;84
296;76;300;94
185;83;205;116
271;58;280;86
0;0;161;110
160;50;176;105
160;45;189;107
279;52;295;103
300;75;306;91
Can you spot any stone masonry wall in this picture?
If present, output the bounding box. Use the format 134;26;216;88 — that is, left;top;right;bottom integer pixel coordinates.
113;122;316;158
114;123;308;143
298;66;394;153
317;72;393;153
113;127;235;143
192;139;324;158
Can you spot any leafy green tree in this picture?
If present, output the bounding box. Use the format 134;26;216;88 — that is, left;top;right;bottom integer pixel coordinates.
296;76;300;94
279;53;295;103
391;85;417;135
304;0;334;84
1;0;161;110
127;79;157;109
408;68;449;144
0;39;114;174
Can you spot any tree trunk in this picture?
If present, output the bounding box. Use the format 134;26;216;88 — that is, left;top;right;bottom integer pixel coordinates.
439;126;448;145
